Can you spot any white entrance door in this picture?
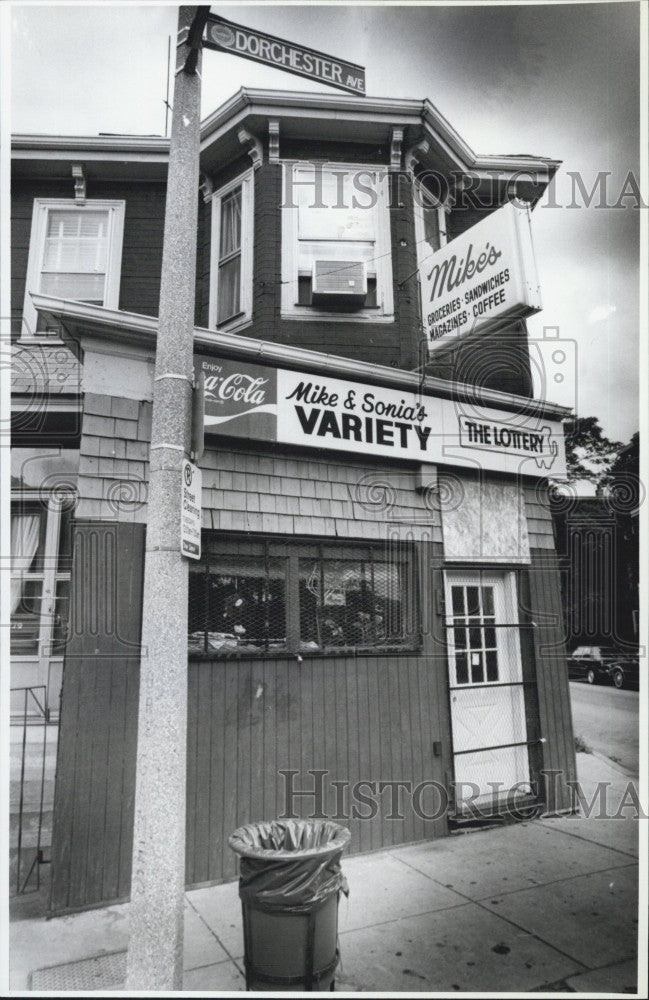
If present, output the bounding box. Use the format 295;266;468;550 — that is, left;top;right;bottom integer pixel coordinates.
444;570;530;809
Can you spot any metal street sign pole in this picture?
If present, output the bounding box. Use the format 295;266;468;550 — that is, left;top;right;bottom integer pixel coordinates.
125;6;210;990
125;7;363;990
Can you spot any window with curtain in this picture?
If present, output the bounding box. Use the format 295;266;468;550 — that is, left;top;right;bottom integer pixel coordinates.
217;188;242;324
11;448;79;657
10;505;47;655
22;200;125;338
413;178;443;272
210;172;254;332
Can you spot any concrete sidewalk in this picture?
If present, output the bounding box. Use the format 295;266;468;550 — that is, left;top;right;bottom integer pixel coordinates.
8;753;644;994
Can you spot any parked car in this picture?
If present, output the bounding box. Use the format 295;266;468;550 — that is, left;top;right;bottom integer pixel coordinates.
567;646;640;689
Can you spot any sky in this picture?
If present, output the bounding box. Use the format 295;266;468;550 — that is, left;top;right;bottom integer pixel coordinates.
8;0;645;443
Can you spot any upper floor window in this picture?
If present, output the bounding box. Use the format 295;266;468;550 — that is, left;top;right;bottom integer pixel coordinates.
209;171;254;332
413;178;445;271
281;162;394;321
22;199;125;339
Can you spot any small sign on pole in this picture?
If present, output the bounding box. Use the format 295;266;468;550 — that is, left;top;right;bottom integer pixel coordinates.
181;459;202;560
204;14;366;95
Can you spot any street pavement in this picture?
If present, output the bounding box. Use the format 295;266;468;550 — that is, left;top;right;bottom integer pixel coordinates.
569;679;639;776
8;752;645;995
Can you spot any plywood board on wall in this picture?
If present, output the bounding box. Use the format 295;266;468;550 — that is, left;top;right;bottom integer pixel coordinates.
440;472;530;563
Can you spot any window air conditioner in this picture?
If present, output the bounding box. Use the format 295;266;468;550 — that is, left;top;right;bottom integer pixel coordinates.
311;259;367;307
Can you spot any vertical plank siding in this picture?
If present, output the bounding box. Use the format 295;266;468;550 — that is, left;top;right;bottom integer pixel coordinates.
49;522;145;915
527;547;577;812
185;647;450;888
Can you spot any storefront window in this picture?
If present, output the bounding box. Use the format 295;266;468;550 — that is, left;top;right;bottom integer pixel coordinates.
298;554;405;651
188;555;287;654
188;537;416;656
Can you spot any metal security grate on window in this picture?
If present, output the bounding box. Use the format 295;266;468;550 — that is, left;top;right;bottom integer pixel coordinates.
188;553;287;655
298;551;409;652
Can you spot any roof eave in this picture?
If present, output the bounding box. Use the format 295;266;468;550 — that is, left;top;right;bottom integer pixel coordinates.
30;294;573;422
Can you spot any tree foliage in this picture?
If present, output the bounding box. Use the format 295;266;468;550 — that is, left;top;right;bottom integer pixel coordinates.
562;416;623;483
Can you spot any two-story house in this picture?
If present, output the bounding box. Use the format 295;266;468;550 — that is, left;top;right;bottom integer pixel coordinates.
11;87;576;915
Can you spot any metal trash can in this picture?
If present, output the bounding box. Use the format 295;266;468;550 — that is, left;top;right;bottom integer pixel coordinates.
228;819;350;991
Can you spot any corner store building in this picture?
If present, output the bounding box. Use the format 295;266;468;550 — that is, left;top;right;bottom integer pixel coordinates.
10;88;576;915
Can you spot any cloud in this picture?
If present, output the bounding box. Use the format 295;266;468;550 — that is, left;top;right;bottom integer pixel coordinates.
588;304;618;324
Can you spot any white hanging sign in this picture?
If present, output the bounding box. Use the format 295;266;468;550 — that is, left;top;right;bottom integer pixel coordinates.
421;202;542;350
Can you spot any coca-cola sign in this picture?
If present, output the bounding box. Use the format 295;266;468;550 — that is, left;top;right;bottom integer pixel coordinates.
198;356;278;440
420;202;542;351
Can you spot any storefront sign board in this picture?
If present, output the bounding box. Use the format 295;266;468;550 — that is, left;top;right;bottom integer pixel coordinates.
421;202;542;351
196;355;566;479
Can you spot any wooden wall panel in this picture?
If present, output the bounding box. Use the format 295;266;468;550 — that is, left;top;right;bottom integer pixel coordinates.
49;521;144;915
185;642;449;888
527;547;577;813
50;526;572;906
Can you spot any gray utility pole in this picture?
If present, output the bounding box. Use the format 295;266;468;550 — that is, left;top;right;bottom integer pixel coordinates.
126;6;210;991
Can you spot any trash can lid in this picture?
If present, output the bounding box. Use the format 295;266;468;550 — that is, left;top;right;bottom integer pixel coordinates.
229;819;351;860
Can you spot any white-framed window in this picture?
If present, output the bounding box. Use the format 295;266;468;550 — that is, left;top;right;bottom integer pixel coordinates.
209;170;254;332
22;199;125;339
412;177;446;273
281;161;394;321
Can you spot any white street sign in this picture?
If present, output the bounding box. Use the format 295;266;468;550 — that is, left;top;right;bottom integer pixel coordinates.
181;459;202;560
